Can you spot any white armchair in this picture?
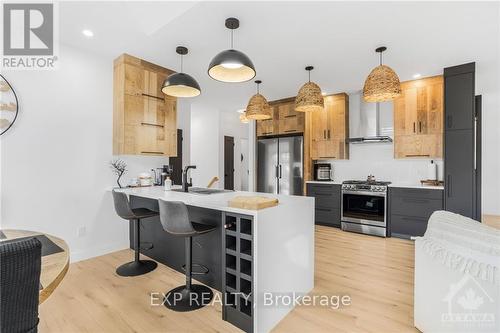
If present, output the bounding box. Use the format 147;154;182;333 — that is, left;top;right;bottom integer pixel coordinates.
414;211;500;332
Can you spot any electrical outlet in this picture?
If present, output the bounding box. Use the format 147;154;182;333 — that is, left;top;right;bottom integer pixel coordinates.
77;226;86;237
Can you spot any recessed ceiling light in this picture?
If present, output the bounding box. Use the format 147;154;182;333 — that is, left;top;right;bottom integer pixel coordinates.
413;73;421;79
82;29;94;38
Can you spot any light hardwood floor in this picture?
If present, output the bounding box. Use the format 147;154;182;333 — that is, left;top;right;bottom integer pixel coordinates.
39;226;417;333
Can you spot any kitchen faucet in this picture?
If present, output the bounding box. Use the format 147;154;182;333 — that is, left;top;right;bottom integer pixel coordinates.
182;165;196;192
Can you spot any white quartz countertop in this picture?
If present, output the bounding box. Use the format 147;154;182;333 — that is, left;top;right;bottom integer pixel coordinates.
112;186;314;216
306;180;443;190
305;180;342;185
388;183;444;190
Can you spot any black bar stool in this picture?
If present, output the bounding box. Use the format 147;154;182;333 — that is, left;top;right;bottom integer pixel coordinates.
158;199;216;312
112;190;158;277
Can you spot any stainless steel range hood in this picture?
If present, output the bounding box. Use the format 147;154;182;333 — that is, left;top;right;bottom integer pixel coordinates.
348;92;393;144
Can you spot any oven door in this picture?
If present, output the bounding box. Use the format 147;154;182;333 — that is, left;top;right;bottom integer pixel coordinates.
341;190;386;227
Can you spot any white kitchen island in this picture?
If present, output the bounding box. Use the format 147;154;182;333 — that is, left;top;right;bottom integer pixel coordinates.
115;186;314;333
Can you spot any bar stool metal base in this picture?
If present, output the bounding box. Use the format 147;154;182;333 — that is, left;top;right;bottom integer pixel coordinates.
116;260;157;277
163;284;214;312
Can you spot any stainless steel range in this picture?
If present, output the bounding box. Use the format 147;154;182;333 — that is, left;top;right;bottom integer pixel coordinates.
341;178;391;237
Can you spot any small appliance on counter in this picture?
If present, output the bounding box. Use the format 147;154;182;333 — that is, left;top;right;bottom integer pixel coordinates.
314;163;333;181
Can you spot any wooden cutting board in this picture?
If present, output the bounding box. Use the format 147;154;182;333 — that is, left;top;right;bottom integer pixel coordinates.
228;196;279;210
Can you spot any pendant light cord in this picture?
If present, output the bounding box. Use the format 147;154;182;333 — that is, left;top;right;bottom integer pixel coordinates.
230;29;234;49
180;54;184;72
379;51;382;66
308;70;311;82
256;82;260;94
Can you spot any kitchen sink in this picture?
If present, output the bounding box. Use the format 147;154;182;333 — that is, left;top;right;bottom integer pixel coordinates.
172;187;232;195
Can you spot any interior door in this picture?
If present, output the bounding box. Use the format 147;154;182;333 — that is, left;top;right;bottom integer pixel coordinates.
169;129;183;185
257;138;278;194
278;136;303;195
224;136;234;190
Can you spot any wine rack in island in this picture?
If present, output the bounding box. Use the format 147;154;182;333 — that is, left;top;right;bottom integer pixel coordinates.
222;212;254;333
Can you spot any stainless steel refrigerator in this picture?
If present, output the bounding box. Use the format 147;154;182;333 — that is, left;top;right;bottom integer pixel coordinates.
257;136;303;195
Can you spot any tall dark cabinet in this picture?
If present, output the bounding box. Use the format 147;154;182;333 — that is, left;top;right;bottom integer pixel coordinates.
444;62;481;220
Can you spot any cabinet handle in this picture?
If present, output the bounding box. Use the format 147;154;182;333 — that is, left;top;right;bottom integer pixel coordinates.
405;154;430;157
316;208;332;212
419;121;422;133
413;122;416;133
319;156;335;159
474;115;477;170
284;129;297;133
323;130;326;139
447;175;452;197
141;122;164;128
142;93;164;101
141;151;164;155
327;129;331;139
285;115;297;118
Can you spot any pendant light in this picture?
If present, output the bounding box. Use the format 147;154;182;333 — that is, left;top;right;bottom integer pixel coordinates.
208;18;256;83
363;46;401;102
162;46;201;98
295;66;324;112
246;80;272;120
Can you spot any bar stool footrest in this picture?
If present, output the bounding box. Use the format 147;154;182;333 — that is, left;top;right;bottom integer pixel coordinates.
181;263;209;275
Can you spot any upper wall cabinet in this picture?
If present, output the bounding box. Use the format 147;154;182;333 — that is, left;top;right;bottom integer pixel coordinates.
256;98;305;137
113;54;177;156
310;93;349;160
393;75;443;159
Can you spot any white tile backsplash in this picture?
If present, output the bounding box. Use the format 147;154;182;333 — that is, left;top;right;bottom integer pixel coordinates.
318;142;443;184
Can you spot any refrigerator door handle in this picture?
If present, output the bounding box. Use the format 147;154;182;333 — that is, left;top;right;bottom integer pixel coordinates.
275;165;279;179
279;165;282;179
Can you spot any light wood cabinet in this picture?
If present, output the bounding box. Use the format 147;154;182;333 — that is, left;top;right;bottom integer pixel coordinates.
113;54;177;156
256;107;278;137
310;93;349;160
394;75;443;158
277;101;305;135
256;98;304;137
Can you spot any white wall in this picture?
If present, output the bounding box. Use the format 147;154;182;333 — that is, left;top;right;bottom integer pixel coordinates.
219;111;249;191
0;44;176;262
189;106;249;191
190;106;221;188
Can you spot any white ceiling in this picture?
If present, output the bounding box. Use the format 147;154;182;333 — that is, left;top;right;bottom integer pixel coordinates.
60;1;499;113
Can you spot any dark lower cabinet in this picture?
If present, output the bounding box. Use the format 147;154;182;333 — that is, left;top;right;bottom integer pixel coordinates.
389;187;444;239
306;183;341;227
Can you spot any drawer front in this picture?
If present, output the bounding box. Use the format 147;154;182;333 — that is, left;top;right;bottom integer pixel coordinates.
390;195;443;218
391;215;428;237
307;184;340;209
315;207;340;227
390;187;443;200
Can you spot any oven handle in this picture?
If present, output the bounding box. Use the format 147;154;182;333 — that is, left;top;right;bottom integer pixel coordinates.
342;190;386;197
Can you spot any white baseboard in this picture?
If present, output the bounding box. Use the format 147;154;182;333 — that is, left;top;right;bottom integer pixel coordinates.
70;240;129;263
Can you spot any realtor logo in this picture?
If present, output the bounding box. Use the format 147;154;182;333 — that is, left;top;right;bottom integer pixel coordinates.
1;2;58;69
441;274;496;330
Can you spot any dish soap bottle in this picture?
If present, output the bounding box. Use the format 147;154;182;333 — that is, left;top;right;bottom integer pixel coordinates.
164;176;172;191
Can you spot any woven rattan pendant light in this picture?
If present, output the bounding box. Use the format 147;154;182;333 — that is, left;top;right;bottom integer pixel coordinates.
295;66;324;112
246;80;271;120
162;46;201;97
363;46;401;102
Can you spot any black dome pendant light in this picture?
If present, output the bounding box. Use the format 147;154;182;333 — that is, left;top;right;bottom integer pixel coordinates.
208;17;256;83
162;46;201;98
